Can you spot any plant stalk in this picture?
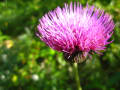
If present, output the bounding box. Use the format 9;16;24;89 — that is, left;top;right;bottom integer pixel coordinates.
74;63;82;90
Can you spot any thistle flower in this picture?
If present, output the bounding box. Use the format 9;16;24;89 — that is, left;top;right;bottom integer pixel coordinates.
37;2;114;63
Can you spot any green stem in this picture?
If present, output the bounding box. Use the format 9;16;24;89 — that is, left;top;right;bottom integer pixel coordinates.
74;63;82;90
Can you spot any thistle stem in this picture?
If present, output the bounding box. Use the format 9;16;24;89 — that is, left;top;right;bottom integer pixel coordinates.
74;63;82;90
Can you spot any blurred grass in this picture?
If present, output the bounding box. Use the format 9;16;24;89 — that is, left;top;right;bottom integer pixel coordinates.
0;0;120;90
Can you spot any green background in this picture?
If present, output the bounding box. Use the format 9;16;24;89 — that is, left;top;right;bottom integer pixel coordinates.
0;0;120;90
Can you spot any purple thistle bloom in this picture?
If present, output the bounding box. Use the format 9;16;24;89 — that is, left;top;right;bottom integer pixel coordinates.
37;2;115;63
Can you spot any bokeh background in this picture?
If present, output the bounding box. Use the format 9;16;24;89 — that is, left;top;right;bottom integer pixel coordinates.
0;0;120;90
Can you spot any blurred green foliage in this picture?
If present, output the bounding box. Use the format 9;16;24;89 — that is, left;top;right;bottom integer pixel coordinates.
0;0;120;90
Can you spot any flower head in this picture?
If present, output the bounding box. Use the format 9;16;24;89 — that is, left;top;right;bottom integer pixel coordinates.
37;2;114;63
